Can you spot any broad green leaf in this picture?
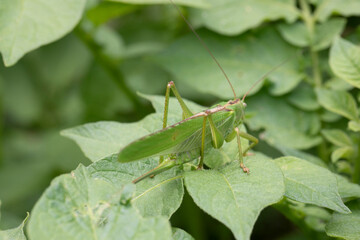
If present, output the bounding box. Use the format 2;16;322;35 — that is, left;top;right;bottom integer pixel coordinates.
28;163;175;240
194;0;298;36
172;228;195;240
153;27;303;99
287;83;320;111
321;129;353;147
275;157;350;213
61;114;164;161
321;109;342;122
331;146;354;162
325;201;360;240
336;175;360;200
349;120;360;132
330;37;360;88
314;0;360;22
278;18;346;51
88;155;184;218
246;91;322;149
109;0;209;8
0;0;86;66
185;154;285;240
276;146;327;168
0;213;28;240
316;88;359;121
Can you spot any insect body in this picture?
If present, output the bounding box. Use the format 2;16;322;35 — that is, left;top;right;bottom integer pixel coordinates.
118;81;258;183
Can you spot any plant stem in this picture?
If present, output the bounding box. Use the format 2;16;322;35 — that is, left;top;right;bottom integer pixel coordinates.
75;25;143;111
299;0;322;87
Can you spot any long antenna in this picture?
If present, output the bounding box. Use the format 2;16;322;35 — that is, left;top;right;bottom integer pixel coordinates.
241;57;293;102
168;0;237;100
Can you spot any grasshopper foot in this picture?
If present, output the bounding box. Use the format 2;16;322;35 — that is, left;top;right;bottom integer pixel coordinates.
240;163;250;174
196;165;203;170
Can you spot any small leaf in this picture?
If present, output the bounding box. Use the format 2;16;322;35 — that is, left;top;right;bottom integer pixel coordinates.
278;18;346;51
348;120;360;132
315;0;360;22
172;228;195;240
194;0;298;36
275;157;351;213
28;162;176;239
0;213;28;240
316;88;359;121
330;37;360;89
321;129;353;147
331;146;354;163
336;175;360;200
185;154;285;240
0;0;86;66
325;201;360;240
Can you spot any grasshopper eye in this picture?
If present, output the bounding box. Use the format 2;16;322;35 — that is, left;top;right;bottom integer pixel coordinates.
242;102;247;107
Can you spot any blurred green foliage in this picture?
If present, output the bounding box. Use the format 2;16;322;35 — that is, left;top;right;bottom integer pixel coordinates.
1;0;360;239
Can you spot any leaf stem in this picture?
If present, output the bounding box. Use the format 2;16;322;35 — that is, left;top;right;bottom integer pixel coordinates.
75;25;143;111
299;0;322;87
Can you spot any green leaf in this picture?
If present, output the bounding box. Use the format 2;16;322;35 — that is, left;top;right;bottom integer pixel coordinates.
336;175;360;200
276;146;327;168
316;88;359;121
153;27;303;99
194;0;298;36
110;0;209;8
28;163;175;239
0;213;28;240
331;146;354;163
278;18;346;51
325;201;360;240
185;154;285;240
0;0;86;66
172;228;195;240
61;114;164;161
349;120;360;132
88;155;184;218
314;0;360;22
321;129;353;147
246;91;322;150
275;157;350;213
287;82;320;111
330;37;360;89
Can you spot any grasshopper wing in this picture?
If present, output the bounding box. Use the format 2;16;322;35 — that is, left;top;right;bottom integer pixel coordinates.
118;110;235;163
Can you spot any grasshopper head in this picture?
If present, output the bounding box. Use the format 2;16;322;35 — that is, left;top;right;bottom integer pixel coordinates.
226;99;246;126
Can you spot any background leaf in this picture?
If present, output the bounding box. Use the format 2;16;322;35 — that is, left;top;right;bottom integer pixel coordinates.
314;0;360;22
185;154;285;240
275;157;350;213
172;228;195;240
246;91;322;149
330;37;360;89
316;88;359;121
110;0;209;8
0;0;86;66
325;201;360;240
153;27;303;99
192;0;298;36
321;129;353;147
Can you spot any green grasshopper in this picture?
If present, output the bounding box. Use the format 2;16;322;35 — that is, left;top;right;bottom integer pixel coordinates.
118;1;287;183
